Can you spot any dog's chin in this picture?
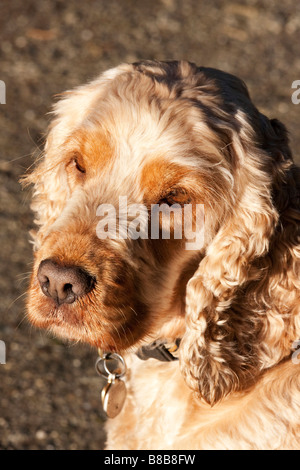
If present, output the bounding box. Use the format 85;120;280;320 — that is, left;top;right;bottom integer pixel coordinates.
26;285;149;351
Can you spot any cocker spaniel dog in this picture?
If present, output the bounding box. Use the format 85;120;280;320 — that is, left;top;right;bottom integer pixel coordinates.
24;61;300;450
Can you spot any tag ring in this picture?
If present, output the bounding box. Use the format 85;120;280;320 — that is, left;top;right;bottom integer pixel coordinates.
95;352;126;379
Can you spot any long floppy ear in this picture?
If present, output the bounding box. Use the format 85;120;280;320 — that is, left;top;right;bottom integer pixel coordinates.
179;87;289;405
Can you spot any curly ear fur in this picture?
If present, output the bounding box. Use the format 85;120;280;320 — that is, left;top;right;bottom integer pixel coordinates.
180;71;300;405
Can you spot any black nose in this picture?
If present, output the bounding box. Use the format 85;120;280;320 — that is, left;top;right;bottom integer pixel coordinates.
37;259;95;305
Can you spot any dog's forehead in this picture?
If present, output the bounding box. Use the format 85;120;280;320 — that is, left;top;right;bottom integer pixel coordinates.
71;124;197;202
67;85;202;185
52;65;225;202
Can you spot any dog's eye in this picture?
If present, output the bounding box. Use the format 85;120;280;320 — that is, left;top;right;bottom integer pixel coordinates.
67;154;86;175
66;155;86;185
158;188;190;206
73;158;86;174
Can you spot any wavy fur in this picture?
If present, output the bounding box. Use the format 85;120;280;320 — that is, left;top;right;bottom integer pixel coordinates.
24;61;300;449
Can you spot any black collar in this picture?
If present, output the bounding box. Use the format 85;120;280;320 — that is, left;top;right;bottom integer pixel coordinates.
136;338;181;362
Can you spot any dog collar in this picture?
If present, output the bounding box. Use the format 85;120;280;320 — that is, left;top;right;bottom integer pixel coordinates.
135;338;181;362
95;339;181;418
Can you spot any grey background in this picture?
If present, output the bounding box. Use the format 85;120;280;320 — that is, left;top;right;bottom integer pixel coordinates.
0;0;299;450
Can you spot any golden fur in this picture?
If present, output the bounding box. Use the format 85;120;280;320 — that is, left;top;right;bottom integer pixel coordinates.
24;61;300;449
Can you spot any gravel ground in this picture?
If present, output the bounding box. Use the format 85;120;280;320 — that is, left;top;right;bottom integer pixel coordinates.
0;0;299;450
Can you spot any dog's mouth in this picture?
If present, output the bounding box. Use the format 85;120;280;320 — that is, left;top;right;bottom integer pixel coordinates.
27;257;150;351
27;285;149;351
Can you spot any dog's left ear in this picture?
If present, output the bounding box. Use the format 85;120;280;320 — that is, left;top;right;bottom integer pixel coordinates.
179;106;292;405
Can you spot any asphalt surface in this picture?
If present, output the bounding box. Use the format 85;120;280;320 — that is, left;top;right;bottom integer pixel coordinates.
0;0;299;450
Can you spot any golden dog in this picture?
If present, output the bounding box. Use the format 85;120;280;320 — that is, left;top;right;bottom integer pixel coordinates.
24;61;300;449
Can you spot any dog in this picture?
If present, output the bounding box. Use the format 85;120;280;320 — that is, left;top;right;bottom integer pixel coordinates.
24;61;300;449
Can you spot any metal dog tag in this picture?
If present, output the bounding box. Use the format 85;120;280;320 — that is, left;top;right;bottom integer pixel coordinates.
101;375;127;418
96;351;127;419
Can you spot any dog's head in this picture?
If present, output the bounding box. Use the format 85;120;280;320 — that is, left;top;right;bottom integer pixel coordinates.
24;61;300;404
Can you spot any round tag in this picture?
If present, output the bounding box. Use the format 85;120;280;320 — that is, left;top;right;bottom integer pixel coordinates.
101;378;127;418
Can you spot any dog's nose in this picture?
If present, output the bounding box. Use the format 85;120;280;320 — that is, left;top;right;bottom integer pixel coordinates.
37;259;94;305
